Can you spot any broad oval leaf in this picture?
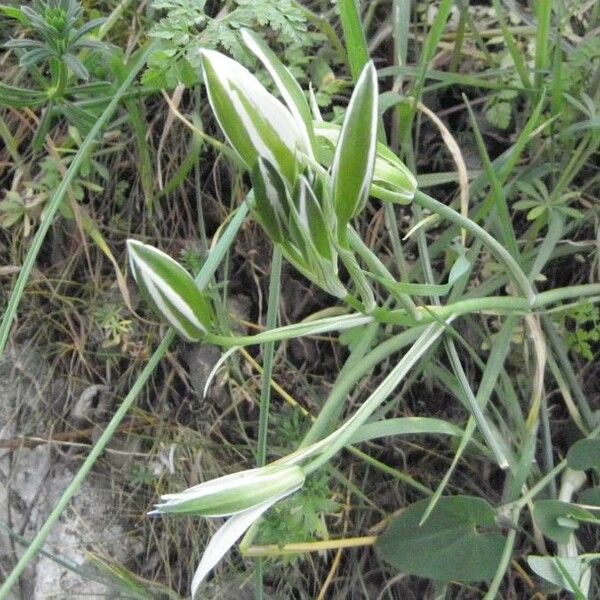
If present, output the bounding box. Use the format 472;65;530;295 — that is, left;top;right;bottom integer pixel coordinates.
127;240;213;341
377;495;505;582
331;61;378;230
200;49;306;183
567;438;600;472
527;555;588;594
532;500;595;544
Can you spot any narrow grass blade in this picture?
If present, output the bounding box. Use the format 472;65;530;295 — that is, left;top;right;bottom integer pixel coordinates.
350;417;463;444
0;42;156;360
491;0;531;89
420;315;519;524
534;0;553;90
413;190;535;302
463;94;519;258
401;0;453;140
302;322;448;474
0;202;250;600
336;0;370;80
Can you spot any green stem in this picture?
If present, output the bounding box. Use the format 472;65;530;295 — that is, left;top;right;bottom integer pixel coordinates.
347;226;421;320
50;58;68;99
413;197;510;469
513;460;568;509
484;506;519;600
0;43;156;359
542;315;596;429
301;326;425;447
348;446;432;495
204;313;374;347
413;190;536;303
303;322;447;475
202;284;600;348
0;202;249;600
256;248;282;466
255;248;281;600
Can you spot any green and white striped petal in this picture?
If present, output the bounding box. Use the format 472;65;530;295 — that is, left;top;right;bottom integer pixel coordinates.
331;61;379;230
151;463;305;517
127;240;212;341
315;122;417;205
250;158;290;244
190;486;300;598
293;176;333;261
240;28;315;158
369;141;418;204
200;49;307;183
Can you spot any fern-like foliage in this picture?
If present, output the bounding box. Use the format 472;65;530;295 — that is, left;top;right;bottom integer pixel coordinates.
143;0;309;89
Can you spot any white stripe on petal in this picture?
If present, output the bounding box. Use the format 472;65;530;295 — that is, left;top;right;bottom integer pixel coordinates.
200;49;305;171
240;29;313;158
359;64;379;202
159;464;301;502
228;88;280;168
191;486;302;598
142;276;196;339
135;259;206;333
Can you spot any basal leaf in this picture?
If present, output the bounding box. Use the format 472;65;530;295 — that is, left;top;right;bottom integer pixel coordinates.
532;500;595;544
567;438;600;472
377;495;505;582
